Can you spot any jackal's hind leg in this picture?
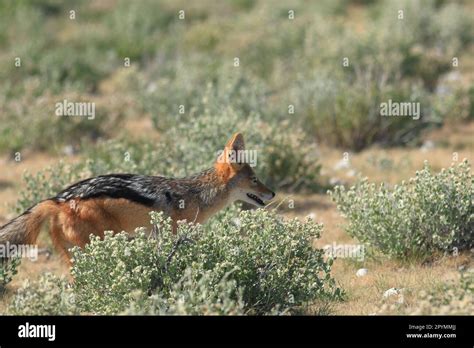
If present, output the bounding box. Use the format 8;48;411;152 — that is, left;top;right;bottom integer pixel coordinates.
49;223;75;264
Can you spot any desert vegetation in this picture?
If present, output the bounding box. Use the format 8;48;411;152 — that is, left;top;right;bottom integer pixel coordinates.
0;0;472;315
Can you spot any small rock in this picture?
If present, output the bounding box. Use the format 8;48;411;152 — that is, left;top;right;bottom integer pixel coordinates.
356;268;368;277
435;85;449;96
333;159;351;170
444;70;461;82
383;288;400;298
347;169;356;177
420;140;435;152
329;177;343;186
383;288;406;304
63;145;75;156
146;82;157;93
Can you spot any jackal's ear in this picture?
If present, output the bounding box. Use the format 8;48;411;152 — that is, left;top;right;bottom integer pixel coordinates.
225;132;245;152
216;132;245;169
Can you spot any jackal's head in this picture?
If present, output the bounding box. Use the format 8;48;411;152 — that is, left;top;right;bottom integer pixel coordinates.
215;133;275;207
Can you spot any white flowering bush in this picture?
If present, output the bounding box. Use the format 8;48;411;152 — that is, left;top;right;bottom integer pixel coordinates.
70;230;158;315
67;209;342;315
8;273;78;315
198;209;342;313
125;269;245;315
329;160;473;260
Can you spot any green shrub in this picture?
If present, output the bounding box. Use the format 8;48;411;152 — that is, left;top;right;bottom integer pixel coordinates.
433;85;474;123
372;0;472;90
292;0;473;149
0;1;49;56
329;160;473;260
0;258;20;294
182;209;343;314
138;65;271;131
125;268;246;315
104;0;178;61
0;82;123;155
1;0;472;156
71;230;158;314
0;5;116;94
31;45;117;94
290;68;432;150
69;209;342;315
434;3;474;54
8;272;78;315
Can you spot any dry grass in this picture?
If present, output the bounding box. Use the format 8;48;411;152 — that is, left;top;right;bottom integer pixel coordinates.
318;122;473;186
329;253;472;315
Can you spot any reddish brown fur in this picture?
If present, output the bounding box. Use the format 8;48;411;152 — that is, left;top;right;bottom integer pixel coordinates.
41;198;154;262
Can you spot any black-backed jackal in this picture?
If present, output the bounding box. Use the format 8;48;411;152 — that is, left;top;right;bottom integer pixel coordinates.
0;133;275;262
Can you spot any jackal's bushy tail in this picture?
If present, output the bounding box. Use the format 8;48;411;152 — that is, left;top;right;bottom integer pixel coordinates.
0;201;58;247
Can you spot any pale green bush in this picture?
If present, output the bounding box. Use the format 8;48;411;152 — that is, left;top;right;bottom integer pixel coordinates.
329;160;473;260
70;230;158;314
433;85;474;123
0;82;123;154
370;0;472;90
169;209;342;314
68;209;342;315
290;68;431;150
125;269;245;315
104;0;176;61
292;0;473;149
140;68;270;131
2;0;473;155
8;273;78;315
